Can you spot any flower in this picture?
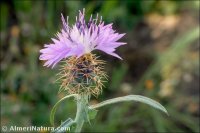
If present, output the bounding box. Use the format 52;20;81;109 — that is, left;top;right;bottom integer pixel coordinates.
39;9;126;68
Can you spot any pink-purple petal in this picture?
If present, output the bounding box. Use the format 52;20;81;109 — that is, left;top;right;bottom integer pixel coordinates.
39;9;126;68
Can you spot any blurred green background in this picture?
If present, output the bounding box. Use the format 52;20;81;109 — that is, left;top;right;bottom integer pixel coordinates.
1;0;199;132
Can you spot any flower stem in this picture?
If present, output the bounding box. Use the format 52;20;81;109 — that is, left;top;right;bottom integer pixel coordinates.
75;94;88;132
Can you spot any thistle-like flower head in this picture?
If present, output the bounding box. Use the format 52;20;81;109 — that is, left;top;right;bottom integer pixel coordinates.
39;9;126;96
39;9;126;68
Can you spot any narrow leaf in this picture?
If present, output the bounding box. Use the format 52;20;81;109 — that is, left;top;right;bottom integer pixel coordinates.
89;95;168;115
52;118;74;133
50;94;78;126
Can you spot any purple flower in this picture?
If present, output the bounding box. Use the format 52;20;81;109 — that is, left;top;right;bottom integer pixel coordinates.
39;9;126;68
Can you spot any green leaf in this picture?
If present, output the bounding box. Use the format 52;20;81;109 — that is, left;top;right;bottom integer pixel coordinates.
50;94;78;126
89;95;168;115
52;118;74;133
88;109;98;120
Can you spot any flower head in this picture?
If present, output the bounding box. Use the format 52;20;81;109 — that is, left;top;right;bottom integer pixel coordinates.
39;9;126;68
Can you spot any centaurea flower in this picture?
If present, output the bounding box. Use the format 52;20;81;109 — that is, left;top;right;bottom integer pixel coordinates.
40;9;125;96
40;9;168;133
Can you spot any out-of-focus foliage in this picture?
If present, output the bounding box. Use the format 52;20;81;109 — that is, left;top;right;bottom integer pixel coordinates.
1;0;199;132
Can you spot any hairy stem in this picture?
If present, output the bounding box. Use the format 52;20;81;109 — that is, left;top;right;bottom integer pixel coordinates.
74;94;89;132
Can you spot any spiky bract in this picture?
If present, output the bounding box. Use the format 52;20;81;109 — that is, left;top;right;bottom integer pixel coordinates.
57;53;107;96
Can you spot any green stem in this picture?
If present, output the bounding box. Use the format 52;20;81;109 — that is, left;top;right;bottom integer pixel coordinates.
74;94;88;132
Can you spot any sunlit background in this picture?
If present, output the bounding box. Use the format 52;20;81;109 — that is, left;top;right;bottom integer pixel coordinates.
1;0;199;132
